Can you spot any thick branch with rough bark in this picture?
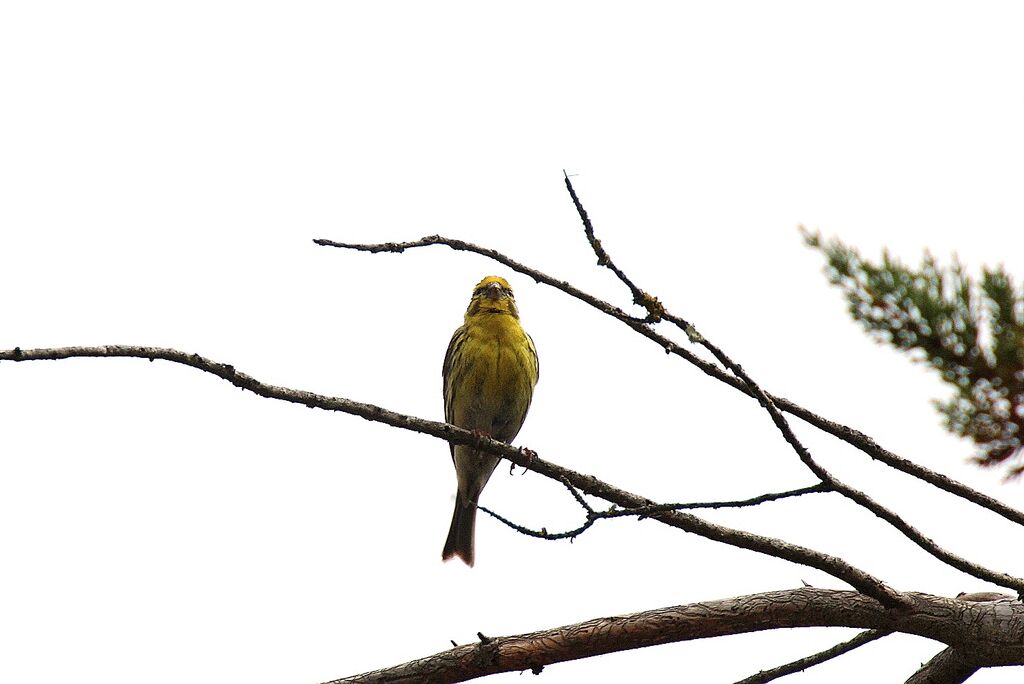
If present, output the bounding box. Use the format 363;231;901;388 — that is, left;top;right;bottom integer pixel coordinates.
329;589;1024;683
905;648;980;684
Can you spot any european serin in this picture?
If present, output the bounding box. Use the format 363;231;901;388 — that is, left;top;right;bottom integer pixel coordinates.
441;276;539;566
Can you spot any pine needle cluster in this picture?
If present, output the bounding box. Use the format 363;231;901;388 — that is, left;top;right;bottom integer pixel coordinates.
803;228;1024;478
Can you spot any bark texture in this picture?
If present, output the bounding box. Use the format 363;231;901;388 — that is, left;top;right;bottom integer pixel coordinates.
333;589;1024;683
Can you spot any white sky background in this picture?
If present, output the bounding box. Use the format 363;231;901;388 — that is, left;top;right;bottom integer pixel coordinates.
1;2;1023;682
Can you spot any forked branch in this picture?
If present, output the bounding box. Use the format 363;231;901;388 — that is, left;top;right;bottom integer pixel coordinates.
558;174;1024;593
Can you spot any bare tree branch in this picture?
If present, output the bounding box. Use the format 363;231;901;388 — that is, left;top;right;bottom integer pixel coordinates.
313;236;1024;595
480;484;833;540
311;235;1024;530
666;483;832;509
904;648;980;684
0;344;906;606
562;170;663;322
558;175;1024;593
328;588;1024;683
733;629;890;684
774;398;1024;525
560;174;1024;525
904;592;1020;684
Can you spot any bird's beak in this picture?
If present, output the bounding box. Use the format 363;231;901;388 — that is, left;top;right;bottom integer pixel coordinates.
484;282;502;300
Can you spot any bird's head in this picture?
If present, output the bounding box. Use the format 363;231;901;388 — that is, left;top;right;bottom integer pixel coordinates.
465;276;519;318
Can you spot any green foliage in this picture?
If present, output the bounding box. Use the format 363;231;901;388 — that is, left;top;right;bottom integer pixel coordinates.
802;228;1024;479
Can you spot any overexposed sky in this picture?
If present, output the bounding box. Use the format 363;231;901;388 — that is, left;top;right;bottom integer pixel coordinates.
1;3;1022;682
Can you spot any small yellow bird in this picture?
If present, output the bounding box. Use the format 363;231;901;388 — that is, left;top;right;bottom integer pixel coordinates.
442;276;539;566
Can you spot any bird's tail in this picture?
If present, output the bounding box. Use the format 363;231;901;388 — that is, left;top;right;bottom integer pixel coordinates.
442;497;477;567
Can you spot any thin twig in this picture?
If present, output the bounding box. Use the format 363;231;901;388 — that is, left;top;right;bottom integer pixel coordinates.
482;484;833;542
604;483;833;517
557;476;595;514
733;630;890;684
676;483;832;509
479;476;598;541
0;344;906;607
563;170;665;322
477;504;596;541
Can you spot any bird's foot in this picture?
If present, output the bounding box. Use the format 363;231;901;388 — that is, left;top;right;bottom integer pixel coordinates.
513;446;537;474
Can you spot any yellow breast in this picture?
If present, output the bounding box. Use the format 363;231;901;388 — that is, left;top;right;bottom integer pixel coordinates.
446;312;538;442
